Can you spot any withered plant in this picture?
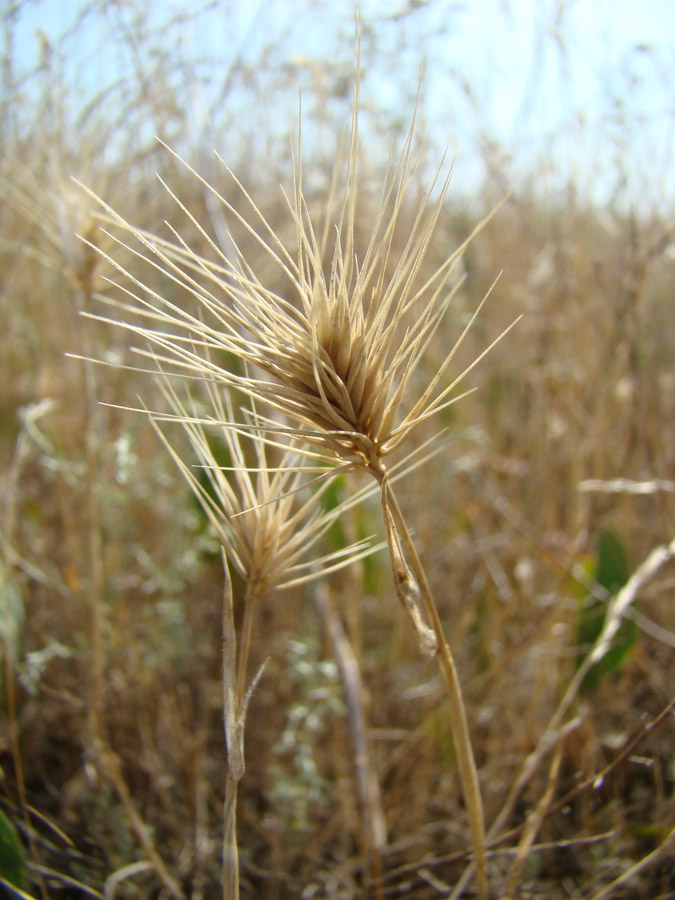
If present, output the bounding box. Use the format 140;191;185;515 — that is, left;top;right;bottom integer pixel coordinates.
78;68;518;899
147;374;378;898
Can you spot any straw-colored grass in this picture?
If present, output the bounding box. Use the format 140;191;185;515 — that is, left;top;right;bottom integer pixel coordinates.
73;57;532;897
1;6;674;899
147;378;381;898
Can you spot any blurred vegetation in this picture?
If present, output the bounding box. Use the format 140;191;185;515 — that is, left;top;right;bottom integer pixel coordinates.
0;1;673;898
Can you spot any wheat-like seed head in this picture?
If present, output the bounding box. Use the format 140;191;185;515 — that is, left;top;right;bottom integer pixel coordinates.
148;374;378;598
79;77;516;483
7;165;109;293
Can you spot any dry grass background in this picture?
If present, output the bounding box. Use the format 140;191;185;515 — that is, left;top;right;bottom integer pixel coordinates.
1;2;674;898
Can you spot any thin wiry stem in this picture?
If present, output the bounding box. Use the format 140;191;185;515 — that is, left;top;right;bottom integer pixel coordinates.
316;582;386;900
378;476;488;900
221;554;241;900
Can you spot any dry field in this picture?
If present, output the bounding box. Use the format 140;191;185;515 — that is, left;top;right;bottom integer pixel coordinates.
0;3;673;898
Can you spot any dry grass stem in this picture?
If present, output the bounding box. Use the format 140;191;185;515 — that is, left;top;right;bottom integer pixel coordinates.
381;478;488;900
2;408;51;900
98;745;185;900
587;825;675;900
221;553;253;900
316;583;387;898
577;477;675;495
500;731;565;900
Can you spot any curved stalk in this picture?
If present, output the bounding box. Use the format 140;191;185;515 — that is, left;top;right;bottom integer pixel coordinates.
379;474;488;900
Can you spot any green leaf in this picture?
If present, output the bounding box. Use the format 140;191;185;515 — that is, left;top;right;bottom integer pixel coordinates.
595;529;630;594
0;809;27;890
315;469;348;551
576;529;639;694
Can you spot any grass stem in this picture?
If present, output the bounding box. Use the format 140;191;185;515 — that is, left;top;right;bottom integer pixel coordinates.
380;476;488;900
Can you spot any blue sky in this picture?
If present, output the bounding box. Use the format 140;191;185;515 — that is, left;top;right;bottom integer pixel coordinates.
7;0;675;209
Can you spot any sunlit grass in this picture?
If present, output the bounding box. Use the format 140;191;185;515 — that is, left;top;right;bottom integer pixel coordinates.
0;4;673;899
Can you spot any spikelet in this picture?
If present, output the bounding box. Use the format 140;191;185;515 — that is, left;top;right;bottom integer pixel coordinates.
147;373;378;597
77;74;515;483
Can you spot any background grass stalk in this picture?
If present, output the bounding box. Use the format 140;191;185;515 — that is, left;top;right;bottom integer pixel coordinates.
379;476;488;900
98;745;185;900
315;582;386;899
2;417;49;900
74;279;107;761
75;255;186;900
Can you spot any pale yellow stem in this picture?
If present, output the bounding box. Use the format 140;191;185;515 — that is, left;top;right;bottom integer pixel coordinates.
380;475;489;900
